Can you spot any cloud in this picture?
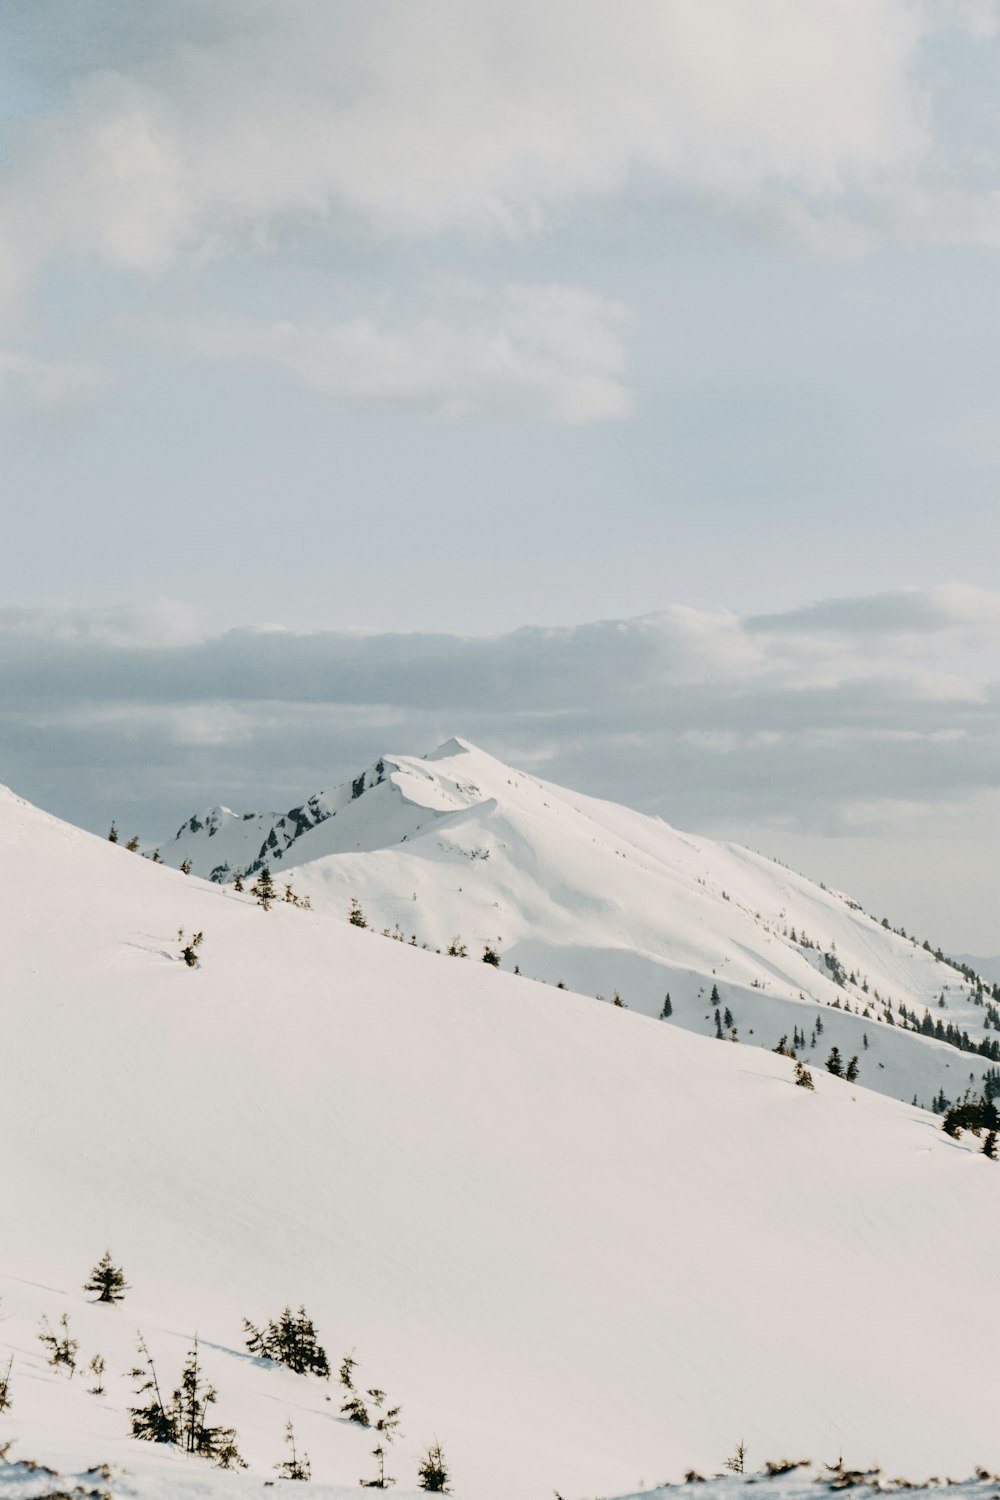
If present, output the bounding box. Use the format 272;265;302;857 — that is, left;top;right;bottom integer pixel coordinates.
746;583;1000;636
0;349;111;410
159;283;632;422
0;0;952;307
3;586;1000;847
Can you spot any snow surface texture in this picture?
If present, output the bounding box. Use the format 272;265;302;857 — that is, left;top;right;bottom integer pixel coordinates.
3;781;1000;1498
156;739;1000;1112
2;1464;1000;1500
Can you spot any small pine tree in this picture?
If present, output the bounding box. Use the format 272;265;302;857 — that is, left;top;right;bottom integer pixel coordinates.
983;1130;998;1160
252;866;277;910
724;1441;746;1474
446;937;468;958
825;1046;844;1078
0;1355;12;1413
150;848;163;863
417;1440;450;1492
38;1313;78;1377
369;1387;402;1443
661;994;673;1019
275;1419;311;1480
482;945;501;967
612;992;627;1008
87;1353;106;1396
359;1390;402;1488
233;871;244;892
349;897;368;928
84;1249;128;1303
175;1337;242;1463
178;930;204;968
342;1390;371;1425
845;1055;860;1083
129;1332;176;1442
710;983;721;1006
108;822;119;843
340;1351;358;1390
794;1060;815;1090
361;1441;393;1488
243;1306;330;1377
126;835;141;852
180;857;192;875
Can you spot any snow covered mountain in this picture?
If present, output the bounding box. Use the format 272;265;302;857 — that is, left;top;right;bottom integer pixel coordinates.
3;781;1000;1499
155;738;1000;1113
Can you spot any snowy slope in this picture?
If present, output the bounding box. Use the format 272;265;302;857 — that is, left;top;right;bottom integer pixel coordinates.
3;783;1000;1499
156;739;1000;1112
3;1461;1000;1500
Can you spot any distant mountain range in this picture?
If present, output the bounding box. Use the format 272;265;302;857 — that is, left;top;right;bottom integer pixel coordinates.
154;737;1000;1112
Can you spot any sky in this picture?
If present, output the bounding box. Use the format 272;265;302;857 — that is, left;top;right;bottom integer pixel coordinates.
3;1;1000;951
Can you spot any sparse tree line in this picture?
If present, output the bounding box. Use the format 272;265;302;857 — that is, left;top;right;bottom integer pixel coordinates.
120;827;998;1110
941;1091;999;1159
13;1251;450;1490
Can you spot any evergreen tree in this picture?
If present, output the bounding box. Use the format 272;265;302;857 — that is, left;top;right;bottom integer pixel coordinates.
84;1249;128;1303
180;857;192;875
723;1007;734;1030
342;1389;371;1425
724;1442;746;1475
359;1388;402;1489
87;1353;106;1396
150;848;163;863
178;929;204;968
275;1419;310;1480
417;1440;450;1492
710;984;721;1006
482;945;501;967
128;1334;243;1465
845;1055;860;1083
251;866;277;910
794;1061;815;1090
361;1442;393;1488
0;1355;12;1413
38;1313;78;1376
107;822;119;843
983;1130;998;1160
233;871;244;892
174;1337;243;1463
281;880;311;909
661;994;673;1019
128;1333;177;1443
825;1047;844;1077
126;835;141;852
242;1306;330;1377
349;898;368;928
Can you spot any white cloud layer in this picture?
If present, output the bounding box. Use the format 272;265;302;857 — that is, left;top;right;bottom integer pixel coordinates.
6;584;1000;944
159;284;631;422
0;0;989;307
